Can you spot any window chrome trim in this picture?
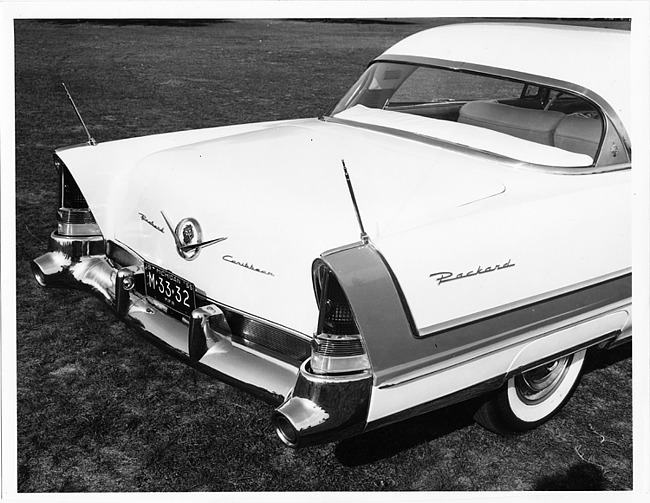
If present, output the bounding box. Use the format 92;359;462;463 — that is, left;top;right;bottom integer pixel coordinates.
324;116;630;175
326;55;631;174
373;55;631;153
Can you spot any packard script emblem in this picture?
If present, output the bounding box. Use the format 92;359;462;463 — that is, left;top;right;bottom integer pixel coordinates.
139;212;165;234
430;259;515;285
161;211;227;261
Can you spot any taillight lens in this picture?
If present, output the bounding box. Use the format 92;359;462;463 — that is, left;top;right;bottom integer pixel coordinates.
55;155;90;209
311;260;370;375
54;155;101;237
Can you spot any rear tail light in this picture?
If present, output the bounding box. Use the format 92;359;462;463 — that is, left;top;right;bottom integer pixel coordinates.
54;155;101;237
56;208;100;236
55;155;89;209
311;260;370;375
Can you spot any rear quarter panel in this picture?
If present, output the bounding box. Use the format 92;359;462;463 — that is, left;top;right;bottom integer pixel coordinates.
376;166;630;335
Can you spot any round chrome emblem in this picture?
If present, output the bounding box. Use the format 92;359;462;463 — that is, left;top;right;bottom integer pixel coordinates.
175;217;202;261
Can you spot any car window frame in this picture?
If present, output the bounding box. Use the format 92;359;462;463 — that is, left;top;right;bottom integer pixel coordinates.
328;55;631;174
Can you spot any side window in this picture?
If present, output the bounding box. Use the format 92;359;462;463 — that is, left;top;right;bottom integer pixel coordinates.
522;84;542;99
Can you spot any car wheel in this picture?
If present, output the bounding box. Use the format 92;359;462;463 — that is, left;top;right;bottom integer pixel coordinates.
473;349;587;434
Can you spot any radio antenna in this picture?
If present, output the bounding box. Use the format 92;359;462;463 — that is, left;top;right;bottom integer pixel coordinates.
341;159;369;244
62;83;96;146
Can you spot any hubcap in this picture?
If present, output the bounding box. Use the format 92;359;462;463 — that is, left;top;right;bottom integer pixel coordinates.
515;355;572;404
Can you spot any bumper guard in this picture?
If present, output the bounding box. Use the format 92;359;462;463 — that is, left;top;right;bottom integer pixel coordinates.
32;232;373;447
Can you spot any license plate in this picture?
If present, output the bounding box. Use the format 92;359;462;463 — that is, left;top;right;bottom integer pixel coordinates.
144;262;196;317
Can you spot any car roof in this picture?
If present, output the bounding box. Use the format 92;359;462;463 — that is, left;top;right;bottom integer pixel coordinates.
381;23;630;129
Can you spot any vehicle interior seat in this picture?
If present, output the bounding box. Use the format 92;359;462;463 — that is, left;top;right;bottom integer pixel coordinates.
553;114;603;159
458;101;566;146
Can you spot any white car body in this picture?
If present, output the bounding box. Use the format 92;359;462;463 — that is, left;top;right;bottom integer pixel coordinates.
32;23;631;447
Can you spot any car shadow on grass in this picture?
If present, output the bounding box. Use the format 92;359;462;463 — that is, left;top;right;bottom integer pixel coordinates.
334;402;474;466
533;461;606;490
582;341;631;375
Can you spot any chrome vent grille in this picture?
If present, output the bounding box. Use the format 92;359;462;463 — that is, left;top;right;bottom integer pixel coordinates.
225;312;311;364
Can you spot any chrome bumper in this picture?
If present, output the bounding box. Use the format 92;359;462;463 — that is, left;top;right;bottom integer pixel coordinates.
272;363;372;448
32;232;373;447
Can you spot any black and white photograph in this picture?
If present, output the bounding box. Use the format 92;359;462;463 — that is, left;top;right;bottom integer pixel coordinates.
1;0;648;500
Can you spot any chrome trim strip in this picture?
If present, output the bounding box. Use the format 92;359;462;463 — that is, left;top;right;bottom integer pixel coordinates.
506;329;622;378
319;240;366;258
48;232;105;258
366;325;624;431
417;268;632;337
319;242;419;338
383;275;632;386
318;243;417;374
324;116;630;175
368;375;504;431
57;222;102;237
381;303;629;389
367;307;629;424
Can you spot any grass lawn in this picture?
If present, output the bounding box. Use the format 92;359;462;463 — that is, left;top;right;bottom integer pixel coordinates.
13;18;632;492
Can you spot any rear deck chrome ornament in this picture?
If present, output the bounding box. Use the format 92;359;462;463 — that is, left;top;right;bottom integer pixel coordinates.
161;211;227;261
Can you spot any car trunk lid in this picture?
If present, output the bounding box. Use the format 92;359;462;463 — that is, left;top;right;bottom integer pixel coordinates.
61;119;505;334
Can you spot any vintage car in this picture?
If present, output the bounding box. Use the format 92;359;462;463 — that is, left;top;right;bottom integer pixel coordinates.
32;22;631;448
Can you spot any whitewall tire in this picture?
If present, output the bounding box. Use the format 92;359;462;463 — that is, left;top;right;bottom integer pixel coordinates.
474;349;587;434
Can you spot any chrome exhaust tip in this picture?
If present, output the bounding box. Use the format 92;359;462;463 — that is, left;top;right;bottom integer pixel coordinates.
31;252;73;288
31;259;48;287
272;397;329;448
273;413;300;447
32;251;116;303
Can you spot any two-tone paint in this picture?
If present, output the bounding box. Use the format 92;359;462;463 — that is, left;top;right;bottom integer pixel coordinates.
32;23;632;447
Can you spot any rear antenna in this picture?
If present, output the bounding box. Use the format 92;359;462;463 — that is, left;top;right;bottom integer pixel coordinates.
341;159;369;244
62;83;97;146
